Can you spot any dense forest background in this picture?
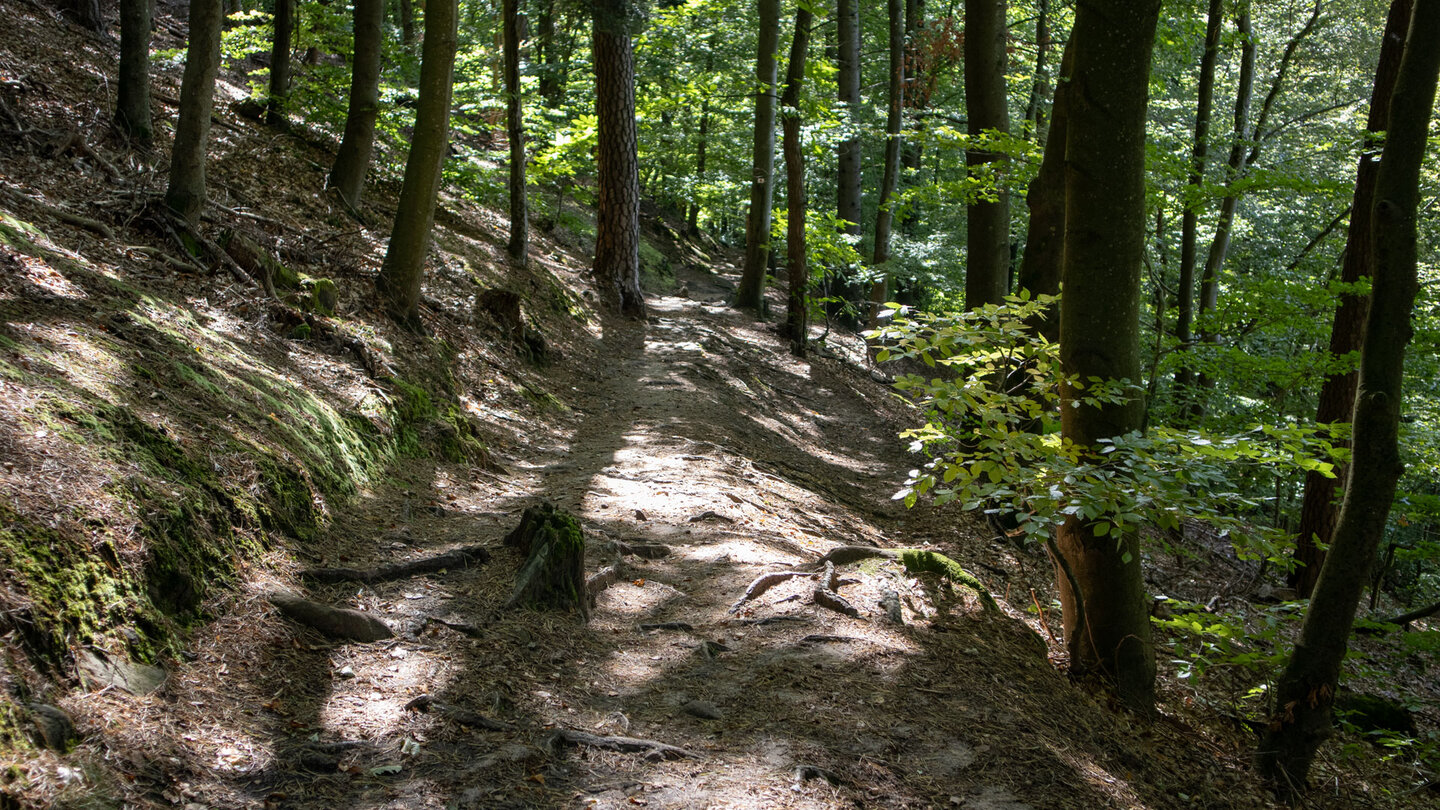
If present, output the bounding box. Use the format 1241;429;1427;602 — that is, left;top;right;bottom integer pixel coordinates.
0;0;1438;806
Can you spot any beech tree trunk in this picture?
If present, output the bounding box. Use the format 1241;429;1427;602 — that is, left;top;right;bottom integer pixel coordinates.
1291;0;1412;597
1014;36;1073;342
1022;0;1050;142
376;0;458;326
781;8;812;356
591;0;646;317
267;0;294;126
329;0;385;210
831;0;863;320
165;0;226;225
503;0;528;267
963;0;1010;309
1056;0;1162;714
866;0;905;325
114;0;153;145
736;0;782;314
1257;1;1440;794
399;0;416;47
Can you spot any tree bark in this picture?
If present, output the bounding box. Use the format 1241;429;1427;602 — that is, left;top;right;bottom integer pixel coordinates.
376;0;458;326
831;0;864;319
67;0;105;32
867;0;905;325
114;0;154;145
1022;0;1050;142
964;0;1010;309
165;0;226;226
687;98;710;236
399;0;416;47
503;0;528;267
591;0;646;317
1056;0;1162;714
1291;0;1412;597
1257;1;1440;794
1172;0;1224;405
736;0;782;314
267;0;294;126
781;8;812;356
329;0;385;210
1014;36;1073;342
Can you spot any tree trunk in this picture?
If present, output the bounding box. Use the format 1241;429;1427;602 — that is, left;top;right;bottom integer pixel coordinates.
687;98;710;236
114;0;154;145
1257;1;1440;794
399;0;416;46
503;0;528;267
831;0;863;319
781;8;812;356
535;0;564;108
736;0;782;314
67;0;105;32
376;0;458;327
165;0;226;226
964;0;1010;309
267;0;294;126
1014;36;1073;342
1022;0;1050;142
591;0;646;317
867;0;905;325
1291;0;1412;597
1171;0;1224;407
1056;0;1162;714
329;0;385;210
900;0;927;225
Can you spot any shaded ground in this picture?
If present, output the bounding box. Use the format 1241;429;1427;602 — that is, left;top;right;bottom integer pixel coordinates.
0;3;1435;809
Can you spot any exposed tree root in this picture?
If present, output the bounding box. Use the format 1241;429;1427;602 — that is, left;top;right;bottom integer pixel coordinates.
728;570;818;614
267;592;393;642
812;586;860;618
586;563;627;600
545;728;697;761
304;544;492;585
404;694;512;731
798;546;998;611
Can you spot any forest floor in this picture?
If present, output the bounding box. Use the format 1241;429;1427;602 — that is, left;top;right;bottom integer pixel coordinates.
1;2;1437;808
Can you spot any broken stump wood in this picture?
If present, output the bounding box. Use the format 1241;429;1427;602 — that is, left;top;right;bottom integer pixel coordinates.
504;502;589;620
304;544;492;585
545;728;697;761
267;592;393;642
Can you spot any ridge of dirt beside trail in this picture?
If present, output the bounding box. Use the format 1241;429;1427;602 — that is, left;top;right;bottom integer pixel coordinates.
64;261;1277;810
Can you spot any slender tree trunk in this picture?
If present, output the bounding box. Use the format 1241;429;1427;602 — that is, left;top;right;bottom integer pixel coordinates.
165;0;225;225
1022;0;1050;142
1257;1;1440;794
115;0;154;145
1291;0;1412;597
1172;0;1224;408
964;0;1010;309
399;0;416;46
591;0;646;317
1014;36;1073;342
329;0;385;210
67;0;105;32
535;0;563;108
376;0;458;326
782;8;812;356
503;0;528;266
688;99;710;236
901;0;927;192
736;0;782;314
832;0;863;319
1056;0;1162;714
867;0;905;325
267;0;294;126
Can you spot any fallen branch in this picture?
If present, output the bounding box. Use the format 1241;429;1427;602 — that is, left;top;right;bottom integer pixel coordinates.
304;544;492;585
404;694;511;731
424;615;484;638
267;303;393;379
728;570;818;614
545;728;697;761
0;183;113;238
638;622;694;632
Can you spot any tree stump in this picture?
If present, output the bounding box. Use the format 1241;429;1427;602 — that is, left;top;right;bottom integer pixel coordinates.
504;503;588;620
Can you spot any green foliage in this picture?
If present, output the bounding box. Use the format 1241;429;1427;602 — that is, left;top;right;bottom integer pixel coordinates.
871;296;1343;565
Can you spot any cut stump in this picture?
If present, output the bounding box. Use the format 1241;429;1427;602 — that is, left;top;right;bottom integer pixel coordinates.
504;502;589;620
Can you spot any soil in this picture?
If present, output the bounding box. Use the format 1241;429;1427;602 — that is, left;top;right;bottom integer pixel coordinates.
0;2;1435;809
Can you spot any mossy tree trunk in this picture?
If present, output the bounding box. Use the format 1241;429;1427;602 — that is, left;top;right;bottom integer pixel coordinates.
376;0;457;327
1055;0;1162;714
1257;0;1440;795
504;503;589;620
329;0;385;210
165;0;225;225
114;0;153;145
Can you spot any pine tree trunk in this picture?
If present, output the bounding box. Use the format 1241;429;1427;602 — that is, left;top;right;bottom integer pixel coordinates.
1172;0;1224;406
1291;0;1412;597
266;0;294;126
866;0;905;325
736;0;782;314
329;0;385;210
165;0;225;225
1056;0;1162;714
503;0;528;266
376;0;458;326
1258;2;1440;794
114;0;153;145
781;9;812;356
591;0;646;317
963;0;1010;310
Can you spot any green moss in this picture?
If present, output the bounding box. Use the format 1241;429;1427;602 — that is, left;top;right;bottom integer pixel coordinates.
898;549;998;611
171;361;223;396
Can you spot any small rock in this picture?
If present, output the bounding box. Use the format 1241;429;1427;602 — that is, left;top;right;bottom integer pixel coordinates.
681;700;722;720
26;703;76;751
337;665;356;679
879;589;904;625
76;648;167;694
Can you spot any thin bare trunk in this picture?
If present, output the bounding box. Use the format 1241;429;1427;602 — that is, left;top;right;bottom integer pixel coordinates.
867;0;905;325
737;0;782;314
329;0;385;209
782;9;813;355
504;0;528;266
964;0;1011;309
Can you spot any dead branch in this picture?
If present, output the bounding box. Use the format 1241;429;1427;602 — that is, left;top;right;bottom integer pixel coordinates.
545;728;697;761
304;544;492;585
424;615;484;637
267;302;393;379
0;182;113;238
